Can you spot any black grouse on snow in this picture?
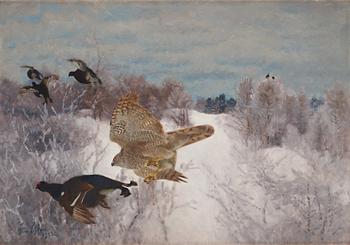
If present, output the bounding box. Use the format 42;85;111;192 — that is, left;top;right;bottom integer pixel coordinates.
36;174;137;224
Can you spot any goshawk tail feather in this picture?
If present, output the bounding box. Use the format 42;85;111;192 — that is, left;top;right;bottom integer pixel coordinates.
166;124;214;150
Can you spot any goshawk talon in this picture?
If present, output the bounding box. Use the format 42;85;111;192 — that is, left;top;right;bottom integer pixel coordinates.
144;171;158;184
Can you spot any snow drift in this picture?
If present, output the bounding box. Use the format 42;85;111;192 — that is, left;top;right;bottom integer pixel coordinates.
71;110;350;244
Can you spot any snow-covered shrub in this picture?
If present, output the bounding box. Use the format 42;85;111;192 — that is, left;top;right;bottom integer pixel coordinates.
0;110;90;244
304;83;350;159
237;77;254;109
163;80;193;127
324;83;350;158
209;126;350;243
235;78;287;147
0;54;184;243
226;79;350;243
235;77;312;148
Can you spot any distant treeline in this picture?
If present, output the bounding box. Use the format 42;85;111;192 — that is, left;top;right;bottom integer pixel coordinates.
196;93;324;114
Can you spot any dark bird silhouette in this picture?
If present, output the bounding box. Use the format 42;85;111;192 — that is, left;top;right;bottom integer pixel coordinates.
68;58;102;85
68;69;91;84
36;175;137;224
20;65;43;81
19;74;58;104
265;73;270;79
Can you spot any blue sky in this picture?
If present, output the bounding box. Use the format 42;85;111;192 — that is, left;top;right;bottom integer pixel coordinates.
0;2;349;98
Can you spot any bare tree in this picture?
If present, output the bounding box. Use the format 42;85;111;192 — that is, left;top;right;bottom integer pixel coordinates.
237;77;254;109
325;83;350;158
283;94;298;126
295;92;309;135
235;77;286;147
164;80;193;127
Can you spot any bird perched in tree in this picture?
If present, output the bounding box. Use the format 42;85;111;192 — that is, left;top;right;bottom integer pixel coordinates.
19;74;58;104
110;93;214;183
36;174;137;224
266;73;277;80
20;65;43;82
67;58;102;86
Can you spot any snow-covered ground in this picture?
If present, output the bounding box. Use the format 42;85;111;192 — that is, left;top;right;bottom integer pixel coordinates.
74;110;350;243
77;111;233;242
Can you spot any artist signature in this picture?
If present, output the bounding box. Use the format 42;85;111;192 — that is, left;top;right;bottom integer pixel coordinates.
17;221;57;240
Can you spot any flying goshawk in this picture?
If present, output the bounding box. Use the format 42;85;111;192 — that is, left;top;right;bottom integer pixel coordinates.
110;93;214;183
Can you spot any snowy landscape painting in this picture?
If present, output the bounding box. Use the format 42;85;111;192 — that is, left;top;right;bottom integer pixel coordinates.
1;1;350;245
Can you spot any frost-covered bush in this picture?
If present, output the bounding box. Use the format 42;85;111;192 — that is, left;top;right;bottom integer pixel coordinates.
235;77;311;148
0;108;179;244
208;128;350;243
0;110;90;244
0;74;194;123
0;75;189;244
302;83;350;159
226;79;350;243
